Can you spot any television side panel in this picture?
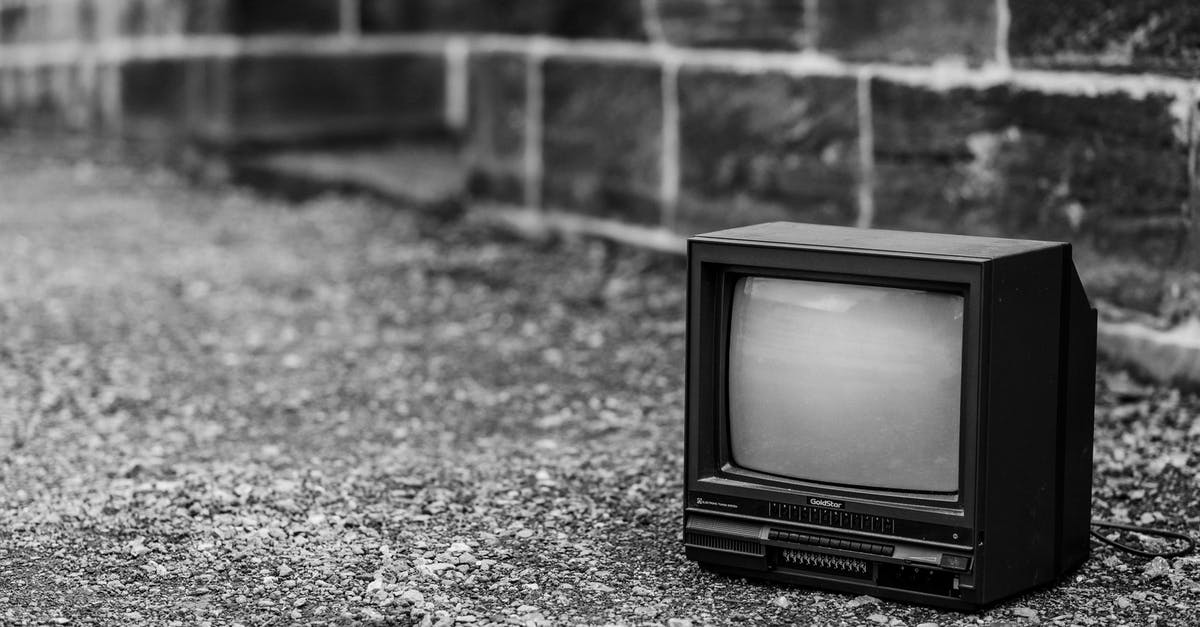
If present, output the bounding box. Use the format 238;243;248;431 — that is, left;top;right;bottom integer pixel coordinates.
976;246;1066;604
1058;261;1097;572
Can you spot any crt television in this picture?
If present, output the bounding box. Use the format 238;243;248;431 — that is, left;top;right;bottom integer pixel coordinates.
684;222;1097;610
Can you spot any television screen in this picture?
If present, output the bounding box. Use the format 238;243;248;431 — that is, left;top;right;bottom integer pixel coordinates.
727;276;964;493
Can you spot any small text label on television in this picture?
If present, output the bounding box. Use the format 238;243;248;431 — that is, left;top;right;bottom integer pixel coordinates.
696;498;739;510
808;498;845;509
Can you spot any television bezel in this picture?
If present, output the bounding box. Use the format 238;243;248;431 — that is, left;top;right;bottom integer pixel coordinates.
687;240;985;525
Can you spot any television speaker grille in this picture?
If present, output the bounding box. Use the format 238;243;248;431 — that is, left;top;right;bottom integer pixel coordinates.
684;532;764;556
778;549;871;579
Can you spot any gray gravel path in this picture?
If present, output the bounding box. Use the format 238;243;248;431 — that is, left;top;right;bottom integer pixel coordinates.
0;139;1197;625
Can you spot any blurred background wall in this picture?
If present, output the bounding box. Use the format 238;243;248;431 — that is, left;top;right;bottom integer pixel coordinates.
2;0;1200;375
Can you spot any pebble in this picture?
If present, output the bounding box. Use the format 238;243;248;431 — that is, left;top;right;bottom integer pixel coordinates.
400;589;425;605
1144;557;1172;580
847;595;879;608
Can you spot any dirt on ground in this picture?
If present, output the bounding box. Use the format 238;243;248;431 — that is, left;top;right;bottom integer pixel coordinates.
0;139;1197;625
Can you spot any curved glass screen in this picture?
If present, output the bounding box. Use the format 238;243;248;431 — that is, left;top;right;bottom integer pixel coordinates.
728;277;964;493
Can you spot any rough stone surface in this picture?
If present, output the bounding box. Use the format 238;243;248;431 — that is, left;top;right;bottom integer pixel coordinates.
227;53;445;146
465;53;527;205
1100;317;1200;389
236;140;465;207
1009;0;1200;73
0;4;28;43
360;0;645;40
118;0;193;36
870;80;1192;272
656;0;806;49
0;0;87;43
677;69;860;235
817;0;996;64
226;0;340;34
119;59;193;139
1;141;1199;624
120;58;232;143
542;59;662;224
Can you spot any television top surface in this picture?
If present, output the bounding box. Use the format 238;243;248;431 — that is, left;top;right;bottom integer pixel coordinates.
692;222;1064;261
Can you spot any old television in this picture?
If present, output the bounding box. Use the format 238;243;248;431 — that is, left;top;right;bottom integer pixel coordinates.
684;222;1097;610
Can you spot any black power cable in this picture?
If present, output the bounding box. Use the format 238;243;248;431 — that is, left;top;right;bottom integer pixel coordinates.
1090;520;1195;559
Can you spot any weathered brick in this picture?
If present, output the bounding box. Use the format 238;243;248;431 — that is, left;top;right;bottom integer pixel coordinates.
552;0;644;39
817;0;996;64
224;54;444;146
98;0;179;37
656;0;806;49
182;0;232;34
361;0;546;33
465;53;527;204
0;3;33;43
542;59;662;223
0;68;15;123
120;58;232;141
43;0;85;41
120;59;192;138
227;0;340;34
676;69;860;235
360;0;644;39
1009;1;1200;73
871;80;1191;267
120;53;444;147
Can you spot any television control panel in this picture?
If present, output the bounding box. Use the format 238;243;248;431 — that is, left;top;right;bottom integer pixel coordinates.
685;511;977;606
689;492;972;547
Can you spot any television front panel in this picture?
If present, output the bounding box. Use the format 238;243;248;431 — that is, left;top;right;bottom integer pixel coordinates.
684;222;1096;610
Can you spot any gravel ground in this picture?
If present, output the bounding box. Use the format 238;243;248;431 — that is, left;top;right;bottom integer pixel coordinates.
0;139;1198;626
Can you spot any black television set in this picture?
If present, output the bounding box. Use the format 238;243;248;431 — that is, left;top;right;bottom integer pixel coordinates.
684;221;1097;610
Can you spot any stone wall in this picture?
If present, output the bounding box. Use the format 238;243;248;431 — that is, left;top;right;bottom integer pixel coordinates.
3;0;1200;377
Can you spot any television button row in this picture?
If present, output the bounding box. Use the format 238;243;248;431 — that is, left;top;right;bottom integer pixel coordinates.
768;529;895;556
769;502;896;535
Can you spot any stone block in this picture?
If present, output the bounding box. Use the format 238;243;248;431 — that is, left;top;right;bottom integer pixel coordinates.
676;69;860;234
86;0;140;39
656;0;806;49
227;53;445;146
551;0;644;39
465;53;527;204
1009;1;1200;73
817;0;996;64
0;3;34;43
227;0;340;34
183;0;233;34
870;80;1191;267
120;58;204;139
542;59;663;223
360;0;644;39
0;68;15;121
